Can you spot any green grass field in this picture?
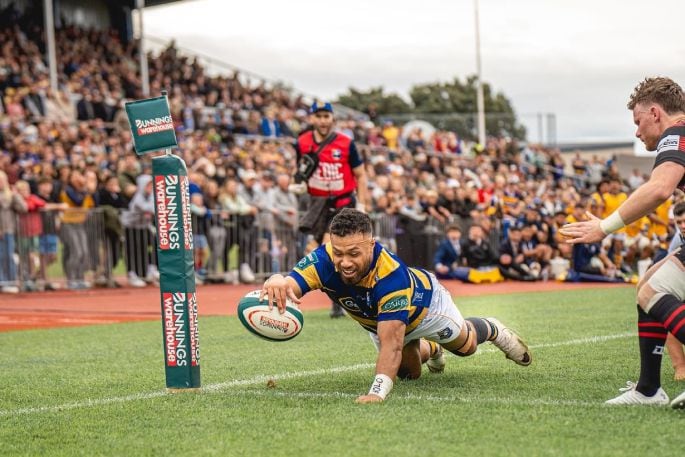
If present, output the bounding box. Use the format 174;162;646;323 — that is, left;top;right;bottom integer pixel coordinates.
2;287;684;456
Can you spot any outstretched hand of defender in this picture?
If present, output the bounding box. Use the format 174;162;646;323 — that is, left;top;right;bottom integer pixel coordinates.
260;274;301;314
558;211;606;244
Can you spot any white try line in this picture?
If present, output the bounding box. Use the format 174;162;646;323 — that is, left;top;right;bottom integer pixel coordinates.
0;332;634;417
206;388;603;408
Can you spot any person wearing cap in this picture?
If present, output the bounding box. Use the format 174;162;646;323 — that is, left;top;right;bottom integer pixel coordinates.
293;101;370;318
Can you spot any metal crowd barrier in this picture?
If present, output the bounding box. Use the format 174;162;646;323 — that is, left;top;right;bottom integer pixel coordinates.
10;208;111;291
5;207;474;291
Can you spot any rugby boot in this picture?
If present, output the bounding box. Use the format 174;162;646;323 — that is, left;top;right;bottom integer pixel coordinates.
487;318;532;366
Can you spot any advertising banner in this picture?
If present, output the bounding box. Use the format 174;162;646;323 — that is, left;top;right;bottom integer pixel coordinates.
125;96;178;155
152;154;200;390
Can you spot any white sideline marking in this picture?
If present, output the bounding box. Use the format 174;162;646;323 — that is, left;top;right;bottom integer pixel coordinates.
0;332;633;417
211;389;601;408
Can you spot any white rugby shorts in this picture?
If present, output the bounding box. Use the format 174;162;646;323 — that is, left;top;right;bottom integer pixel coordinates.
369;274;464;349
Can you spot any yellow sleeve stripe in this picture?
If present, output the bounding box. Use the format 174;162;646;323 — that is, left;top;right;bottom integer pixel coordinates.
347;315;377;328
375;250;400;279
297;264;323;290
405;308;429;333
409;268;432;289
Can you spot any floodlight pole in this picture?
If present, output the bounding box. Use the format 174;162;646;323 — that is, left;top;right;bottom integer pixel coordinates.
43;0;58;92
474;0;486;147
136;0;150;97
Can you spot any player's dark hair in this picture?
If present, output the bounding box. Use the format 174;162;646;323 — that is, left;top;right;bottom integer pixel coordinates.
628;77;685;114
674;201;685;217
329;208;373;237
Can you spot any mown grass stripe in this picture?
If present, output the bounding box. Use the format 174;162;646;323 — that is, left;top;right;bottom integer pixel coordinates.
208;389;606;408
0;332;634;417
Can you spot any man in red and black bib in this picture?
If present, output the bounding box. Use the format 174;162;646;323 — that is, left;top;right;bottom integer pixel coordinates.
293;101;370;317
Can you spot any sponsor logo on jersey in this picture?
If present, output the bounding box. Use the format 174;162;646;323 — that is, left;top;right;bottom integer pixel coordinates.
437;327;453;340
296;252;319;270
155;175;180;250
163;292;188;367
332;149;342;160
657;134;680;154
381;295;409;312
339;297;361;311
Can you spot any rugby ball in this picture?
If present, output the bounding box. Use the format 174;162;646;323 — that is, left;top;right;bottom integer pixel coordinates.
237;289;304;342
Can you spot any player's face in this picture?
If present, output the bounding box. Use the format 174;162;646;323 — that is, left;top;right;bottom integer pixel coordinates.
330;233;375;285
633;103;661;151
312;111;334;138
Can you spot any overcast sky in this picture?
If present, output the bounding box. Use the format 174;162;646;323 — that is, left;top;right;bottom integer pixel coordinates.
143;0;685;143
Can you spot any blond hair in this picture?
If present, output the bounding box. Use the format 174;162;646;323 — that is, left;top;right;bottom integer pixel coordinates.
627;77;685;114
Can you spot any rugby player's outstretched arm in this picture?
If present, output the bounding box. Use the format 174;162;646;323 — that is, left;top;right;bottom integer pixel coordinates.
356;320;405;404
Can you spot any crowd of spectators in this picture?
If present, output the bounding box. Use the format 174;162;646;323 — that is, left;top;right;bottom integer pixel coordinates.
0;15;682;293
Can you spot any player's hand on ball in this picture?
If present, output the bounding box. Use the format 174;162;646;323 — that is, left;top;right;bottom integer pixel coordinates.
260;274;301;314
355;394;384;404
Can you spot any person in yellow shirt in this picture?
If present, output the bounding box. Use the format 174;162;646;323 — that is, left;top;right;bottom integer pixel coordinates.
381;120;399;151
648;197;672;241
590;180;609;216
602;177;628;223
59;168;95;289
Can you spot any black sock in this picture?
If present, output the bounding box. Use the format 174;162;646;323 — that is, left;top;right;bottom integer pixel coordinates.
648;295;685;344
466;317;497;344
636;305;667;396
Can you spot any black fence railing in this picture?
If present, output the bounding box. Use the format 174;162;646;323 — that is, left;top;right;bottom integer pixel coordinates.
2;208;466;292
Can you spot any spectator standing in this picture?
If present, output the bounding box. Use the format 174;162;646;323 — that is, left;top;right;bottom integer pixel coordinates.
59;168;95;289
35;177;64;290
269;173;298;272
0;170;27;293
218;177;257;283
293;101;370;317
121;174;157;287
97;175;128;287
14;180;44;291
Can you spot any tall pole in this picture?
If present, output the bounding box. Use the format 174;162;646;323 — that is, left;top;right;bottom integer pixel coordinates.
474;0;486;147
136;0;150;97
43;0;58;92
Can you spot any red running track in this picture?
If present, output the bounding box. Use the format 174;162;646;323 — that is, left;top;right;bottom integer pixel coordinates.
0;280;631;332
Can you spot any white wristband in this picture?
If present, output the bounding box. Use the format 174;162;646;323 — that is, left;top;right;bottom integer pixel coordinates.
599;211;626;235
368;374;393;400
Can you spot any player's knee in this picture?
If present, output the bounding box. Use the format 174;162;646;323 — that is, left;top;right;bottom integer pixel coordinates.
398;341;422;379
636;285;652;311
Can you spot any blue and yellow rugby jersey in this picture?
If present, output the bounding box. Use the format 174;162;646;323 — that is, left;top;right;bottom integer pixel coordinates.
289;242;434;334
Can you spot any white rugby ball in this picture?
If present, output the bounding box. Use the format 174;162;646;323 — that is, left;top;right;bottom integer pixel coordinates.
237;290;303;342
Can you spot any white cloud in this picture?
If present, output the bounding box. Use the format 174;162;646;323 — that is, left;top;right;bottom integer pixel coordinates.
144;0;685;142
